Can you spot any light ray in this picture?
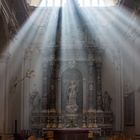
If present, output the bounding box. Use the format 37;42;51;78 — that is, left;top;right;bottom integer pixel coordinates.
73;2;140;90
1;0;140;129
1;0;61;93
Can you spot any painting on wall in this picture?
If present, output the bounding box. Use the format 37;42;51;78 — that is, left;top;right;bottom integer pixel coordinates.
124;92;135;126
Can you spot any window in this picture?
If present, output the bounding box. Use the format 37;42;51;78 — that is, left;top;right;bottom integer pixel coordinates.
78;0;118;7
28;0;119;7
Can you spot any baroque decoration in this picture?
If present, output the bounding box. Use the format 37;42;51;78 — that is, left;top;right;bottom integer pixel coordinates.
30;0;113;135
30;46;113;136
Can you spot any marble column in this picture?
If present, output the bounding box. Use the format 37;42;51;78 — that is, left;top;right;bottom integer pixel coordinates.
57;78;61;114
83;78;87;113
96;62;103;111
48;61;57;113
88;60;96;112
41;60;48;112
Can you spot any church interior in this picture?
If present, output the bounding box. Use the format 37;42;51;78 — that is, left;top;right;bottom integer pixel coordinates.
0;0;140;139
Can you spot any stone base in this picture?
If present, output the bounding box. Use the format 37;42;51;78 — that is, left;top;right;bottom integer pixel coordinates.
31;111;113;136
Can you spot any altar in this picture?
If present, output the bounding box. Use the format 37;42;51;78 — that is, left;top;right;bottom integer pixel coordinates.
42;128;102;140
30;47;113;136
